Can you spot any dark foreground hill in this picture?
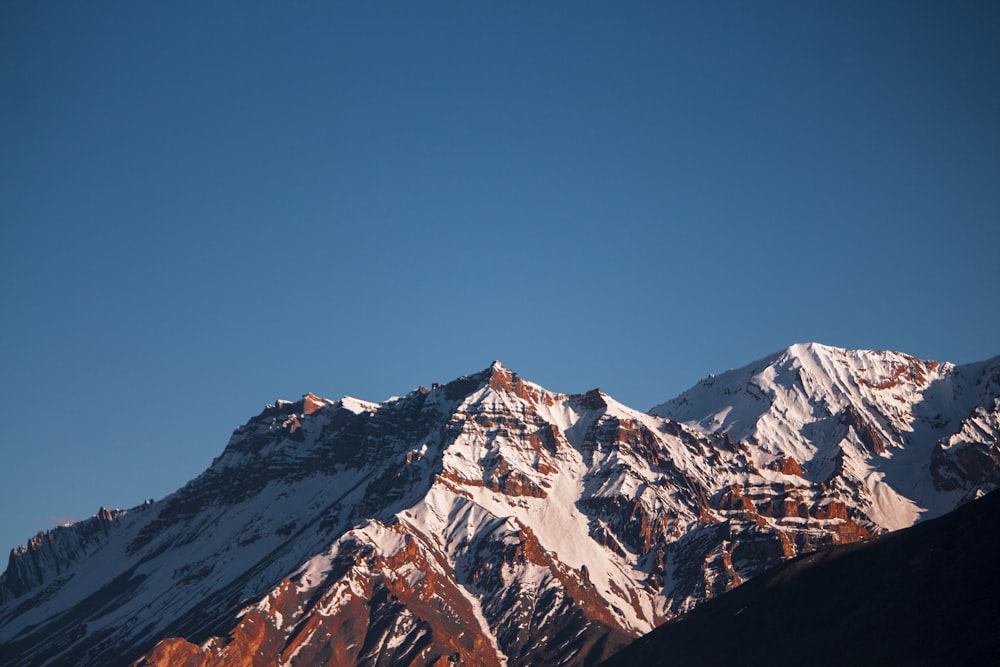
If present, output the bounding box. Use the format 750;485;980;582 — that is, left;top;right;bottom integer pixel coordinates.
601;488;1000;667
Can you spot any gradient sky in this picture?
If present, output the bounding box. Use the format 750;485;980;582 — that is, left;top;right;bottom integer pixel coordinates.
2;2;998;558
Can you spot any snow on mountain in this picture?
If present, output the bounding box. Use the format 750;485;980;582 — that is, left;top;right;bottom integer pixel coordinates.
650;342;1000;527
1;347;998;667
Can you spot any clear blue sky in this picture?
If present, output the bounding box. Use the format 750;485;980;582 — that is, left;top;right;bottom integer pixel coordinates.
2;2;998;558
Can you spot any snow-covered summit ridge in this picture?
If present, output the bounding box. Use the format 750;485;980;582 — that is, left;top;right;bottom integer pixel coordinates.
651;342;948;437
650;342;1000;527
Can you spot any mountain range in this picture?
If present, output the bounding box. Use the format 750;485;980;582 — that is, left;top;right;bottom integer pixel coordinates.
1;343;998;666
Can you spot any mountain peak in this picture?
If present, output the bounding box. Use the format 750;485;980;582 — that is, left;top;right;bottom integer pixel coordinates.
302;392;334;415
482;360;555;406
784;341;841;359
649;343;1000;529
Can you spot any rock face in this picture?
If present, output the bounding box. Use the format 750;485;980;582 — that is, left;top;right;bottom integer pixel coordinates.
0;506;134;604
1;346;998;667
599;488;1000;667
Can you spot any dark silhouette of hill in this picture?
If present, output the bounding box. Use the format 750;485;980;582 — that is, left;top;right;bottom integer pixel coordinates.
601;490;1000;667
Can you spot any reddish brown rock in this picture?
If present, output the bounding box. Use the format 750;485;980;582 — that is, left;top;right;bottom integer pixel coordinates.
765;456;804;477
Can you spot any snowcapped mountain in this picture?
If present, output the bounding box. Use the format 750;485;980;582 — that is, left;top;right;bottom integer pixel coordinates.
1;347;998;666
650;342;1000;528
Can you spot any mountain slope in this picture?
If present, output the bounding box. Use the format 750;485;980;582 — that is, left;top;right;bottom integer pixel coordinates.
599;488;1000;667
651;343;1000;527
1;347;998;666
